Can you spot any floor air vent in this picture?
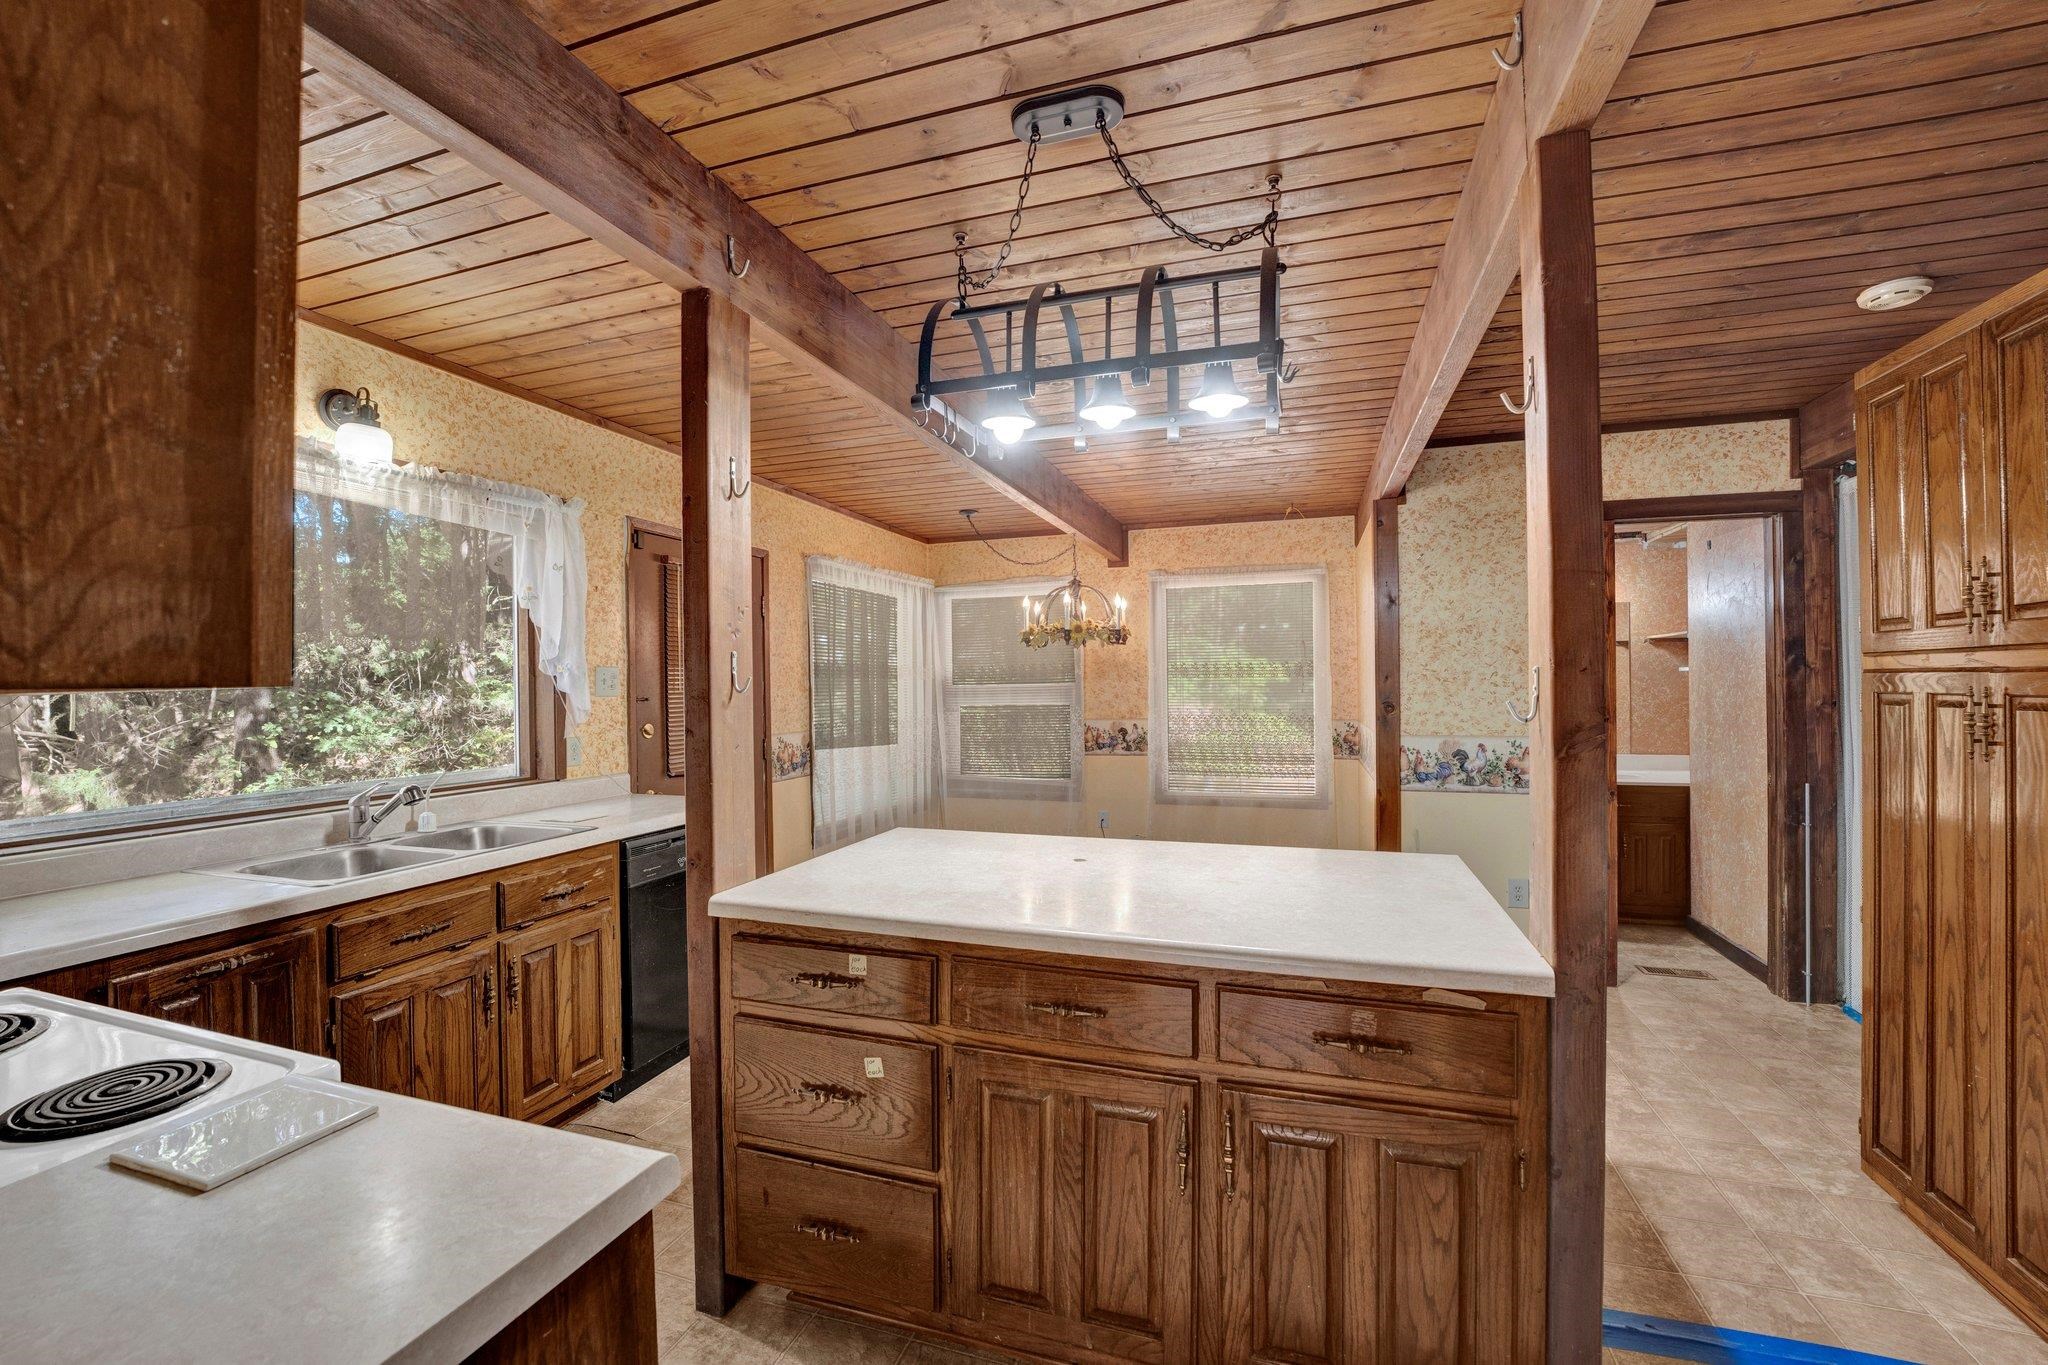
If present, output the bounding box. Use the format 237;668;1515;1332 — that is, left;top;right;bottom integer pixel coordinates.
1638;965;1714;979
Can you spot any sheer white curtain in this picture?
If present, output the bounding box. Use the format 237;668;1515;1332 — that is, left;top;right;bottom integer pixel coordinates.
297;438;592;724
808;556;940;849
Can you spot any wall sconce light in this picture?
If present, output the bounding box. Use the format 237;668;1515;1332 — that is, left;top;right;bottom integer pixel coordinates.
317;387;395;466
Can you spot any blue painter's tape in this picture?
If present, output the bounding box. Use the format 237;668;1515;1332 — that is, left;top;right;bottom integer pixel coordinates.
1841;1003;1863;1023
1602;1310;1912;1363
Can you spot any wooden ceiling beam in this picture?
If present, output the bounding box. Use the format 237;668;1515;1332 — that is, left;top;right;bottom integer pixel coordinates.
1360;0;1656;514
300;0;1128;562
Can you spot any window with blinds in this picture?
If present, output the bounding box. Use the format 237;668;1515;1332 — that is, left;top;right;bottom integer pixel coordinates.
660;559;686;778
1150;569;1330;807
940;585;1080;798
810;579;899;749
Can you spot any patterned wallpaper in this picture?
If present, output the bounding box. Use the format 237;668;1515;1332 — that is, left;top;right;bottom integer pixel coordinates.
1615;536;1690;755
927;516;1361;725
295;321;681;779
1401;421;1795;738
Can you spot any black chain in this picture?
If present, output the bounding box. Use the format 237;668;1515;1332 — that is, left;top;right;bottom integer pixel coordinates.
960;511;1077;568
1099;112;1280;252
956;125;1042;302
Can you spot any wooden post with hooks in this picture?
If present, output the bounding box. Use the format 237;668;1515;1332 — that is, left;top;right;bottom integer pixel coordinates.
679;287;756;1316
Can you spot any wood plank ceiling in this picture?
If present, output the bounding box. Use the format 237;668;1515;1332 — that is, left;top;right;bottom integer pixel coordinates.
295;0;2048;541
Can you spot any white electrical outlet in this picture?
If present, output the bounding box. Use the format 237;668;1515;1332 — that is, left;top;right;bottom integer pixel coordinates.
1508;878;1531;909
1098;810;1110;836
566;735;584;767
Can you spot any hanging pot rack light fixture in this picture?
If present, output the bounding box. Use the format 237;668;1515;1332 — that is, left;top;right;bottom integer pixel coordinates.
914;86;1289;454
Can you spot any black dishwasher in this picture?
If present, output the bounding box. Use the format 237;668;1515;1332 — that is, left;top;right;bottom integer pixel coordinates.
605;828;689;1100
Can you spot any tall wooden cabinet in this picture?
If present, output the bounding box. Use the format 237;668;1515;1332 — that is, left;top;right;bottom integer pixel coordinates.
1858;263;2048;1336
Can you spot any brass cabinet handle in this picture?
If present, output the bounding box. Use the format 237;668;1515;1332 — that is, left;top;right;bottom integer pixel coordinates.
1312;1029;1413;1057
1966;563;1981;633
795;1219;861;1245
1967;686;1984;763
1026;1000;1107;1020
1223;1106;1237;1199
1982;687;2004;760
506;967;521;1010
791;971;863;990
1176;1105;1190;1194
1980;556;2004;624
796;1081;863;1105
180;949;271;985
392;919;453;946
482;968;495;1026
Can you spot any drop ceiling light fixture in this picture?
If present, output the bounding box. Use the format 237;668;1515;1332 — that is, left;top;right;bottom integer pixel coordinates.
913;86;1290;452
1856;276;1935;312
316;386;395;466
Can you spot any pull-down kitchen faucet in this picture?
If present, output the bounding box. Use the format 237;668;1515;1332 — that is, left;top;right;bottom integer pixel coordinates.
346;780;428;842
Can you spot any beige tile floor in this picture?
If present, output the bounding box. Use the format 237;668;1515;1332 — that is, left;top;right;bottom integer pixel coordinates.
1602;925;2048;1365
568;924;2048;1363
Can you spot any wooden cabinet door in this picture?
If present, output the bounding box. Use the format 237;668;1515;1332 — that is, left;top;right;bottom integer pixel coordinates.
108;927;322;1054
1860;673;1996;1247
501;920;572;1120
1986;294;2048;647
559;908;622;1097
333;944;500;1114
1860;335;1990;653
1617;786;1689;922
1218;1088;1520;1365
500;908;620;1120
1989;673;2048;1302
949;1049;1195;1363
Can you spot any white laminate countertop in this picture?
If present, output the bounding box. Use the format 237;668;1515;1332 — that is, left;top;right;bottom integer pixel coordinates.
0;794;686;981
710;829;1554;998
0;1087;677;1363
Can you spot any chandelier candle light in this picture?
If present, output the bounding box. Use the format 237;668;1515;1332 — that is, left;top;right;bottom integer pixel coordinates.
1021;576;1129;649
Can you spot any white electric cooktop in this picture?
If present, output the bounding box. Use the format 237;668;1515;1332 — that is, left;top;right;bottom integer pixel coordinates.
0;988;337;1188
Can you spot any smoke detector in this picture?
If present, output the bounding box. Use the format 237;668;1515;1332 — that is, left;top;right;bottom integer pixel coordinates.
1856;276;1934;312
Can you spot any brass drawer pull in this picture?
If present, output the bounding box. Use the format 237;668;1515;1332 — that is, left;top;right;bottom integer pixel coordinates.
391;919;453;946
1176;1105;1190;1193
482;968;496;1026
791;970;863;990
796;1081;864;1105
1027;1000;1107;1020
541;879;590;902
1223;1106;1237;1199
795;1218;862;1245
1312;1029;1412;1057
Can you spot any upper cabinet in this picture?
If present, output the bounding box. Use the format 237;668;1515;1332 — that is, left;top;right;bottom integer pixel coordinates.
1861;267;2048;657
0;4;299;691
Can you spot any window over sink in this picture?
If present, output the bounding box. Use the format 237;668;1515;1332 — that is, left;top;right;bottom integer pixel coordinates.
0;448;583;846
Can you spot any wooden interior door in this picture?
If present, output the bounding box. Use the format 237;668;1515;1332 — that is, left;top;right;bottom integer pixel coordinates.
949;1049;1195;1363
107;927;322;1053
1860;672;1996;1245
626;526;686;796
1987;293;2048;647
333;944;500;1113
1218;1087;1520;1364
752;548;774;871
1992;673;2048;1302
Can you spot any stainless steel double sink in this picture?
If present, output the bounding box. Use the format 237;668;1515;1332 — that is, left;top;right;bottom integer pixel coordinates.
228;822;592;886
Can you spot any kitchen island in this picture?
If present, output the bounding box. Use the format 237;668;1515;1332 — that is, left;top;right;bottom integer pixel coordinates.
706;829;1554;1363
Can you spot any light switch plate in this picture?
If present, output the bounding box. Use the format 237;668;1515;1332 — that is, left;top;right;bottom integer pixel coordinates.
566;735;584;767
592;666;621;698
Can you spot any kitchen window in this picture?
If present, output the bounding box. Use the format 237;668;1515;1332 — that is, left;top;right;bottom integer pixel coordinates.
0;445;583;847
1149;567;1330;808
939;582;1081;800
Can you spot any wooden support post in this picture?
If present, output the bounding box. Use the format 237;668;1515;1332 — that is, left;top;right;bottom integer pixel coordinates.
1521;128;1608;1362
680;289;756;1315
1798;469;1843;1003
1363;499;1403;850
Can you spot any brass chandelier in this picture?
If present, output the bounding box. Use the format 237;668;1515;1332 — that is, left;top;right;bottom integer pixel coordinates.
961;511;1129;649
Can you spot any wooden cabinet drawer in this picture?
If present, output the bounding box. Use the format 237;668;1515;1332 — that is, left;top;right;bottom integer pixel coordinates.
732;1019;937;1169
951;959;1195;1058
331;881;497;981
1217;987;1520;1101
730;1148;937;1311
498;847;616;931
730;937;934;1022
